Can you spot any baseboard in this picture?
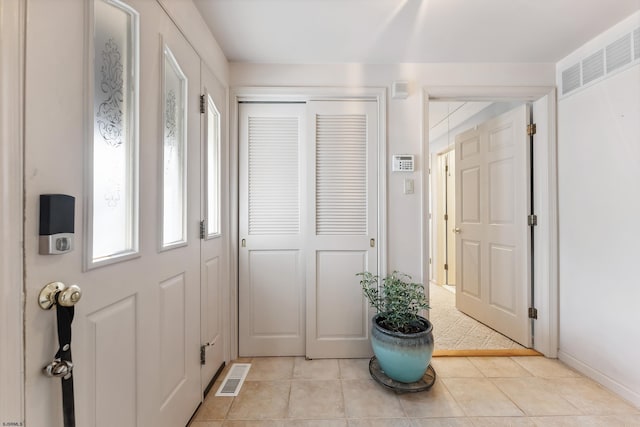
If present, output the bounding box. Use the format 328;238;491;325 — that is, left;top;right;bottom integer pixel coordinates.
558;350;640;409
433;348;541;357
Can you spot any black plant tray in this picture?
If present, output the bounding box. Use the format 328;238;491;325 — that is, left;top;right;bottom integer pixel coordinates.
369;356;436;393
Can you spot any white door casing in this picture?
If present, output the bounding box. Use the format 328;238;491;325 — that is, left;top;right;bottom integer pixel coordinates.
454;104;531;347
305;100;378;359
238;103;307;357
0;0;25;423
24;1;204;425
200;62;228;389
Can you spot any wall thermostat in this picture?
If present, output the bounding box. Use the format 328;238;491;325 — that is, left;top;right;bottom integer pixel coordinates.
392;155;415;172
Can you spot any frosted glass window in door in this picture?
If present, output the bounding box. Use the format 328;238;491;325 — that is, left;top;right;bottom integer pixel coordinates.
90;0;139;265
161;45;187;248
206;95;221;237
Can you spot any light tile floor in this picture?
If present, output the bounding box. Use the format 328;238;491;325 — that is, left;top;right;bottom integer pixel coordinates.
190;356;640;427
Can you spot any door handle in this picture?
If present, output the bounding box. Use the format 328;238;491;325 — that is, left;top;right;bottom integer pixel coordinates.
241;238;246;248
452;228;461;234
38;282;82;310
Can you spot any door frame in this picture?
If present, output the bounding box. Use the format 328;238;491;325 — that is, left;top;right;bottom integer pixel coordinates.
0;0;25;422
229;86;388;359
422;86;558;357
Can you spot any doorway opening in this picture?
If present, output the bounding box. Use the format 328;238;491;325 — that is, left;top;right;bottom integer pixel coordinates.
428;100;531;352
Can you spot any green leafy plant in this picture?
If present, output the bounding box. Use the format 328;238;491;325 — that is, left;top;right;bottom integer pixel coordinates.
357;271;430;334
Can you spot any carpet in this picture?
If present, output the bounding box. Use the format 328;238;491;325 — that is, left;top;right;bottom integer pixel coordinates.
428;283;525;351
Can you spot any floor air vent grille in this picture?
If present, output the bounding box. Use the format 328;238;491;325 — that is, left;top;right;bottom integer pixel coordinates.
215;363;251;397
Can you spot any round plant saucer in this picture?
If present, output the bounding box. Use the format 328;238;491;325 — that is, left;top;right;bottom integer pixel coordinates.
368;356;436;393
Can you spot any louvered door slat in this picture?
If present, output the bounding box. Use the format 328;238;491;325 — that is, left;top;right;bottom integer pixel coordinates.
248;116;299;235
315;114;367;235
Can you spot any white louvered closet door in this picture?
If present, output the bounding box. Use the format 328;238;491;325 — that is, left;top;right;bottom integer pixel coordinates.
238;103;306;356
305;100;378;358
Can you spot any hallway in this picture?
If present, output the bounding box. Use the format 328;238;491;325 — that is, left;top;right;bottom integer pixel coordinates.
190;356;639;426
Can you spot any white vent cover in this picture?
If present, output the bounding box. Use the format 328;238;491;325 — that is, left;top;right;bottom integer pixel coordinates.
392;81;409;99
215;363;251;397
561;63;581;95
559;20;640;97
606;33;632;73
581;50;604;85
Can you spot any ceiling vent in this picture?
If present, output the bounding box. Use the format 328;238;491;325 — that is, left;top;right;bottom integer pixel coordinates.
559;24;640;98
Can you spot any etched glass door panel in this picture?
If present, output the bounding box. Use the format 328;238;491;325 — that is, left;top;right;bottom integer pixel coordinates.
161;44;187;249
89;0;139;266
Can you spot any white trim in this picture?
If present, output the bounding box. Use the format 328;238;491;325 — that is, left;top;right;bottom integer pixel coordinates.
0;0;25;423
559;350;640;408
159;40;189;252
422;86;559;357
229;86;388;359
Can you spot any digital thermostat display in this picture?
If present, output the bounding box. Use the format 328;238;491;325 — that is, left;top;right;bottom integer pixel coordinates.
392;155;415;172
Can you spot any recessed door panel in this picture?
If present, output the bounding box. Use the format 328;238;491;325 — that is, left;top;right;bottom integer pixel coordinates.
87;297;137;427
460;240;481;298
315;251;368;339
489;244;517;314
489;159;515;225
249;250;302;337
159;274;187;408
461;167;481;224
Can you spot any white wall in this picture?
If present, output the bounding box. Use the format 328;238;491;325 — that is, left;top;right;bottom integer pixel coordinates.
230;63;554;281
557;14;640;406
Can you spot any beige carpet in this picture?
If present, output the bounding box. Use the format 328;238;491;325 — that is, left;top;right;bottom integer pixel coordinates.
428;283;526;350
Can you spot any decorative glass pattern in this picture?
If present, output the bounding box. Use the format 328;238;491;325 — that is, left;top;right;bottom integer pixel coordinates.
206;95;221;237
162;45;187;248
90;0;139;264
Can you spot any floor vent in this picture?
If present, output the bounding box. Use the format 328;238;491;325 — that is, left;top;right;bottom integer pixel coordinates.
215;363;251;397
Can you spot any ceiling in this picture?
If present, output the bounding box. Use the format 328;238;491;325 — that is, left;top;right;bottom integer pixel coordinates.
193;0;639;64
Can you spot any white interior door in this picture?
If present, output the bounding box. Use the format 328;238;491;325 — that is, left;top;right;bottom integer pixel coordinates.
24;1;202;425
305;100;378;359
238;103;306;357
454;104;531;346
200;63;228;389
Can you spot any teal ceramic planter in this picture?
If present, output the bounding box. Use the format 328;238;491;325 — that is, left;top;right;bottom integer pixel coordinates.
370;314;434;383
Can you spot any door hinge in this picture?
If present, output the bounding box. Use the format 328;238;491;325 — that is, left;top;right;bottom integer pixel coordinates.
528;214;538;226
527;123;537;136
199;220;206;239
444;263;448;271
445;165;449;172
444;213;448;221
200;94;206;114
429;258;432;265
200;345;206;365
528;307;538;319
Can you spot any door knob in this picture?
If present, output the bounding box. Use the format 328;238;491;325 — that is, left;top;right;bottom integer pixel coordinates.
38;282;82;310
452;228;461;234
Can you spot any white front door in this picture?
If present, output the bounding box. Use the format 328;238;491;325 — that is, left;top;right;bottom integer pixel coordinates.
24;1;202;425
200;63;228;388
454;104;531;347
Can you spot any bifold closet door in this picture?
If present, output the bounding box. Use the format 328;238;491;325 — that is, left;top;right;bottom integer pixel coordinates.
305;100;378;359
238;103;306;356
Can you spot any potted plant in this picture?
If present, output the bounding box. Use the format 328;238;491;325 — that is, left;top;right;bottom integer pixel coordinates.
357;271;434;383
